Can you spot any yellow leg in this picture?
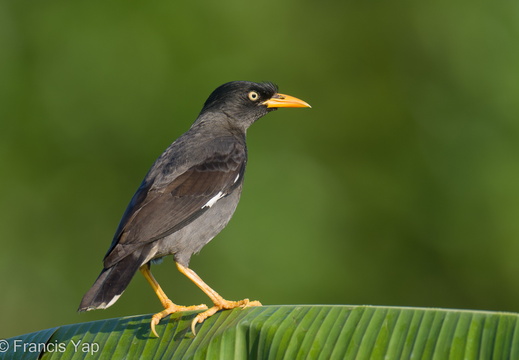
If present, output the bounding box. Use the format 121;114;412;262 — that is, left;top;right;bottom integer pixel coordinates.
176;262;262;335
139;264;208;337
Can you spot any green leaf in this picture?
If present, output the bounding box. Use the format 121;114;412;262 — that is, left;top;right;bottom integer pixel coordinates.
2;305;519;359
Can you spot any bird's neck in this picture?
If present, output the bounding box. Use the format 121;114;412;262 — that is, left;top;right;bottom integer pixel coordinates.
194;111;249;137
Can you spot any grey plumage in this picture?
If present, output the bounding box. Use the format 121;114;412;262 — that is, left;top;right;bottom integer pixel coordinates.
79;81;280;311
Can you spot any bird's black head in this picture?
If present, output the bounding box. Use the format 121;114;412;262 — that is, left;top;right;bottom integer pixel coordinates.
197;81;310;131
201;81;279;118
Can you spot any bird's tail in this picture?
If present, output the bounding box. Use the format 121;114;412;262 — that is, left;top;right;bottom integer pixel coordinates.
78;252;145;312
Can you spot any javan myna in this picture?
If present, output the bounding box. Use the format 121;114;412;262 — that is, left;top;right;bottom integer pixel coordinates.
79;81;311;336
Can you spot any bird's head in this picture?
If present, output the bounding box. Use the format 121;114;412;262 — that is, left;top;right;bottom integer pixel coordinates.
198;81;311;131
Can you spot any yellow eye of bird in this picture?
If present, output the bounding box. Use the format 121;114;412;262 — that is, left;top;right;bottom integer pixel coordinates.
248;91;259;101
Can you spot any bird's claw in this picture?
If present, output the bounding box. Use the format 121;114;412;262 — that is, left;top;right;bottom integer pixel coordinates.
242;300;262;308
149;303;208;337
150;314;162;337
191;298;262;335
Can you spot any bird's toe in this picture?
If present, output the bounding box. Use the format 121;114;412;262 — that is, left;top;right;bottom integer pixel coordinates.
149;302;208;337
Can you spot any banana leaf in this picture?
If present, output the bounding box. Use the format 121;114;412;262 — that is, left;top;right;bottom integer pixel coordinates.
2;305;519;359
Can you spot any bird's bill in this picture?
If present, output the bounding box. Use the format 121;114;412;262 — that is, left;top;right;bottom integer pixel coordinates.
263;93;311;108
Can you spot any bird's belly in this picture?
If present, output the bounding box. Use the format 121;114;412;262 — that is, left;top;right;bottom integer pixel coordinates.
150;189;241;267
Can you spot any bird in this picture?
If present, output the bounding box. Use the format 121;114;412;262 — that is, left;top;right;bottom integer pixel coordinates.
78;81;311;336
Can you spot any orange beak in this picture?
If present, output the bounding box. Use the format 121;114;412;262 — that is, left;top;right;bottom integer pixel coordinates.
262;93;311;109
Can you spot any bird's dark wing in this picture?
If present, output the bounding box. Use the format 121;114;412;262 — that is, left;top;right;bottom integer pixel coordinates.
103;140;246;267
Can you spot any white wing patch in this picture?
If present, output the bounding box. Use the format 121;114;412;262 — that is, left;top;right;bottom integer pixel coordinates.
203;191;225;208
233;174;240;184
104;293;122;309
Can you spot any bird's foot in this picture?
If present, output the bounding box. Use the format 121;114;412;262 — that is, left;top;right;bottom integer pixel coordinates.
150;299;208;337
190;298;262;335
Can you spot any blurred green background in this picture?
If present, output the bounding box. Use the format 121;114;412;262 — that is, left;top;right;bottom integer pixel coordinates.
1;0;519;339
